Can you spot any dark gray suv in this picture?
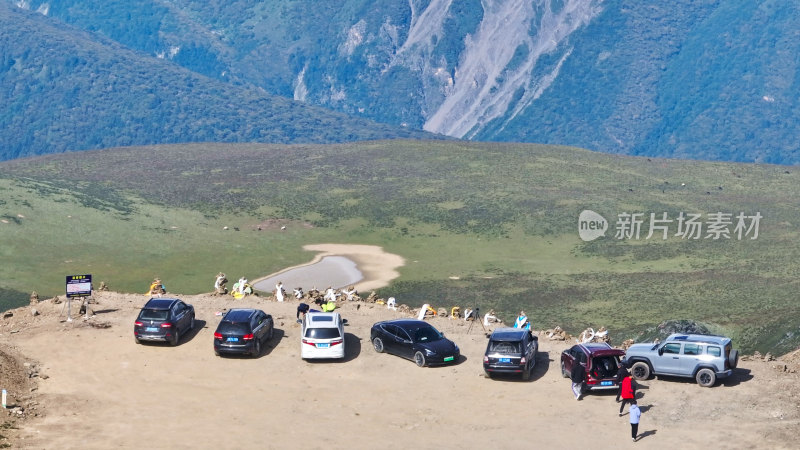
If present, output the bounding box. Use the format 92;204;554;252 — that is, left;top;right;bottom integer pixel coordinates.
134;298;195;346
624;333;739;387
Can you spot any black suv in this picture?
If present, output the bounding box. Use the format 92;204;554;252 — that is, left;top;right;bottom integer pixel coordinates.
483;328;538;380
134;298;195;346
213;308;274;357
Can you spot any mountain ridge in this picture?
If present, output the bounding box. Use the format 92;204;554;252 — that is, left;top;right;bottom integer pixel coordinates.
0;2;440;161
5;1;800;163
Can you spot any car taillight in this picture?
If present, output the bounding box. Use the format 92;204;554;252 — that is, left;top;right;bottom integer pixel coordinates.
520;357;526;364
134;321;143;327
214;332;223;339
243;333;254;341
302;339;316;346
330;339;343;346
483;355;489;363
160;323;172;328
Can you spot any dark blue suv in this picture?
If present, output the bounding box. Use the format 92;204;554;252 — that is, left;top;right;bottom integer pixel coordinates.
134;298;195;346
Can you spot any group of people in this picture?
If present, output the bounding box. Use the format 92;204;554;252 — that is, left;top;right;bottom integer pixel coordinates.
147;278;166;297
569;358;642;442
211;273;254;299
294;296;338;321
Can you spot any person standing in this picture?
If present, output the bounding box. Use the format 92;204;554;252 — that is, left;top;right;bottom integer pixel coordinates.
615;360;630;402
570;361;586;400
275;281;285;302
629;400;641;442
619;374;637;415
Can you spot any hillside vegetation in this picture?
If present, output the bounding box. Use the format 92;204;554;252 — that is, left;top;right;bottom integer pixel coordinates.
0;2;437;161
1;141;798;354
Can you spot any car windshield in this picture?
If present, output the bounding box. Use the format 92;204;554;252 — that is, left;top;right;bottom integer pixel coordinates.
139;309;168;321
413;326;443;343
305;328;341;339
489;340;521;354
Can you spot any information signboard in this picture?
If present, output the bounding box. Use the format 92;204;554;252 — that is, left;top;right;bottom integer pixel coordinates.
66;274;92;298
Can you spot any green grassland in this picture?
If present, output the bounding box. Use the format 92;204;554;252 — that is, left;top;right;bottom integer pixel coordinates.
1;141;798;353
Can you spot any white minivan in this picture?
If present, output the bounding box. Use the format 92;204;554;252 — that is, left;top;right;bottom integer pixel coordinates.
301;312;346;360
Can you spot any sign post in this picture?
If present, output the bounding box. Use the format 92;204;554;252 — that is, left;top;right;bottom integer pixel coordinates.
65;274;92;322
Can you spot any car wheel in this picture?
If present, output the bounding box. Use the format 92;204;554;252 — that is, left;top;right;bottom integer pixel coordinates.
372;337;385;353
253;339;262;357
214;350;220;357
560;360;569;378
522;365;531;381
728;349;739;369
631;361;650;380
696;368;716;387
170;330;180;346
414;351;426;367
134;337;141;345
190;315;195;330
268;325;274;340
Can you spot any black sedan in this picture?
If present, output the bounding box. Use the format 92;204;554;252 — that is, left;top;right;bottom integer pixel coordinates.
134;297;195;346
214;308;274;357
370;319;459;367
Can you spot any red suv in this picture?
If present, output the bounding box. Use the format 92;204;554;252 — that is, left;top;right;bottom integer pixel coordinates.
560;343;626;392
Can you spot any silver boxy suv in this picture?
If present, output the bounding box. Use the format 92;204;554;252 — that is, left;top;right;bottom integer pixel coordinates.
624;334;739;387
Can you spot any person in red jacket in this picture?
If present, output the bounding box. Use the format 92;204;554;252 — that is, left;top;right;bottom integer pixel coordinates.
619;374;637;415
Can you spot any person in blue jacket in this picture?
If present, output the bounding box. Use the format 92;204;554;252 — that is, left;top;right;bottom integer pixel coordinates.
514;310;531;330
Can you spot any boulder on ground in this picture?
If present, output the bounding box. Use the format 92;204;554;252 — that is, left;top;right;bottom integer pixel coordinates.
620;339;634;350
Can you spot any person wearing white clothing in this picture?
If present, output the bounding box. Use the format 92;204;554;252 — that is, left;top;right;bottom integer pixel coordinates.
417;304;430;321
324;287;337;302
387;297;397;310
629;400;641;441
483;309;498;327
214;273;226;292
275;281;285;302
343;286;359;301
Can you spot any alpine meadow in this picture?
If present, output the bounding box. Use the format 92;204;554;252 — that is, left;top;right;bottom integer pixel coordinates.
1;141;798;354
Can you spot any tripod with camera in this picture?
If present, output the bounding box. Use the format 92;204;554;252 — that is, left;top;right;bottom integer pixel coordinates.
467;306;487;334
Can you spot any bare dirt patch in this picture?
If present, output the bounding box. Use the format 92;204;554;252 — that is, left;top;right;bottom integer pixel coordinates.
250;218;314;231
2;292;799;449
